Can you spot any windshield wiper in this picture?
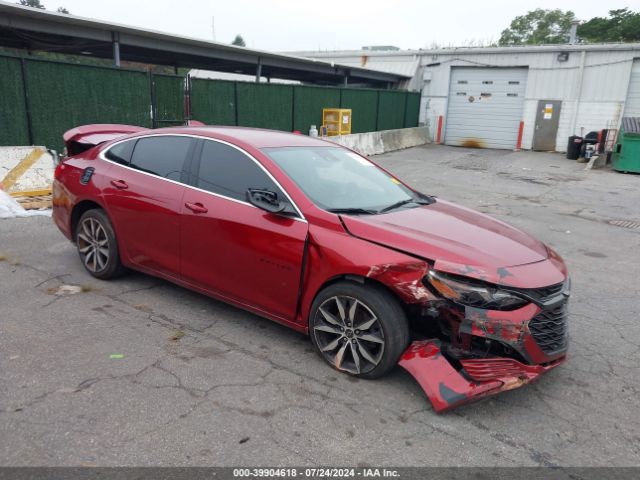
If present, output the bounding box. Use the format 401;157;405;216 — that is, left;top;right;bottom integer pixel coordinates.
379;197;432;213
327;207;378;215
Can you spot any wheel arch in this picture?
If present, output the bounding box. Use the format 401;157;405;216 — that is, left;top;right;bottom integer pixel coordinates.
305;273;409;331
307;272;411;379
70;199;107;241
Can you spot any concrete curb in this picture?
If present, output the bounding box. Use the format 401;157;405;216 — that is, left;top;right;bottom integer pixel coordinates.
325;127;430;156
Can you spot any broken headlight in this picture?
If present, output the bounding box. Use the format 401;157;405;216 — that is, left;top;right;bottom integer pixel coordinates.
426;270;528;311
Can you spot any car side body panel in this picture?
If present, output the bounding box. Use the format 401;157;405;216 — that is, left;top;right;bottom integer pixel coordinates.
52;150;112;241
101;161;185;279
180;187;308;322
297;220;436;328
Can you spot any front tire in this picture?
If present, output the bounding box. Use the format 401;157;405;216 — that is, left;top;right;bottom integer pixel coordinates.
309;281;409;379
76;209;125;280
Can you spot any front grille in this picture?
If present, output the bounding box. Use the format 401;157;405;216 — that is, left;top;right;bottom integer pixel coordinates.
460;358;529;382
528;301;569;354
525;282;564;302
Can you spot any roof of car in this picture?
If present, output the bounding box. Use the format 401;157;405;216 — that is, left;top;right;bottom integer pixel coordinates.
156;126;339;148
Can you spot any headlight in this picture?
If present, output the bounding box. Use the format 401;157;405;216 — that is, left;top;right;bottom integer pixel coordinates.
426;270;528;310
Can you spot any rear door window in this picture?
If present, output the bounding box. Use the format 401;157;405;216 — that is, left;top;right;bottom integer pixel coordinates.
130;136;193;181
104;140;135;166
196;140;285;204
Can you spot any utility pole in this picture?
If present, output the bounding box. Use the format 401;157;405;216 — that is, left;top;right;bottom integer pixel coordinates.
211;16;216;41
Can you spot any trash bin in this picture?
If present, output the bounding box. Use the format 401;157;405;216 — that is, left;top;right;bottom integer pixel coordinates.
566;136;583;160
612;118;640;173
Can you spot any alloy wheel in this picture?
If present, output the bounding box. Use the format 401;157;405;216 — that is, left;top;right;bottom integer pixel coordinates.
77;217;110;273
312;295;385;375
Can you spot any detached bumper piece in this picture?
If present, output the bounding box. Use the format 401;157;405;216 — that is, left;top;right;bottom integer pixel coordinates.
398;340;565;413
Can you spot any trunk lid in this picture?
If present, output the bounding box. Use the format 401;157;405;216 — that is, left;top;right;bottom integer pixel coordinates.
63;124;148;156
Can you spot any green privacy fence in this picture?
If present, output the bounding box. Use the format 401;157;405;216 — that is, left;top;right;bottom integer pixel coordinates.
191;79;421;135
190;78;236;126
153;74;185;127
236;83;294;131
24;60;152;151
0;53;421;151
340;88;379;133
0;56;30;146
293;85;341;133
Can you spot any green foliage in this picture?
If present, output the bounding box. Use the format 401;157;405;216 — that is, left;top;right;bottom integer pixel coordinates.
231;35;246;47
18;0;45;8
578;8;640;42
499;9;576;45
17;1;70;14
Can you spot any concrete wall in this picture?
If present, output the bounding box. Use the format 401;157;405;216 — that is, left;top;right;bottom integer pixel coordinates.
325;126;430;156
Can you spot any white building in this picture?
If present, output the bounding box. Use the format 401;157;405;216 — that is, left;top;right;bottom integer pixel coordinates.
293;44;640;152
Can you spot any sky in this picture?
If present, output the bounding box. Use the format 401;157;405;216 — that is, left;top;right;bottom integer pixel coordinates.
28;0;640;51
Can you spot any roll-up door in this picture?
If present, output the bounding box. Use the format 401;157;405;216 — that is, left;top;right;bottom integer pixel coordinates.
445;67;528;149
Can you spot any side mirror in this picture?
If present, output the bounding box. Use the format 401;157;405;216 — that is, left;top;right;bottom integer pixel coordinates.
247;188;286;214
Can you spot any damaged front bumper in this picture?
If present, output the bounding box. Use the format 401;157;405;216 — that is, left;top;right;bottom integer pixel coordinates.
398;339;566;413
395;263;569;412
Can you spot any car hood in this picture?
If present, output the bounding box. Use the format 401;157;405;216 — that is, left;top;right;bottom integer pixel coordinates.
341;199;548;271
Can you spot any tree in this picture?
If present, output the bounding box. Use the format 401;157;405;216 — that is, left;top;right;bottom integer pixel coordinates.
18;0;45;8
499;9;576;45
56;6;70;14
231;35;246;47
578;8;640;43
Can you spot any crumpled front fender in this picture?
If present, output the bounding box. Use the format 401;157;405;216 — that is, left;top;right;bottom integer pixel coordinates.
398;339;565;413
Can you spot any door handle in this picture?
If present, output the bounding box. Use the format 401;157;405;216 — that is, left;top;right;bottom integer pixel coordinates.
110;179;128;189
185;202;208;214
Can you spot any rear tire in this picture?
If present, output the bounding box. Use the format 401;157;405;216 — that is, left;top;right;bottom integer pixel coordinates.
309;281;409;379
76;209;125;280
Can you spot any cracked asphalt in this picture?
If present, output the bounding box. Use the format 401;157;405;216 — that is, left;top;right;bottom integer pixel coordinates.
1;144;639;467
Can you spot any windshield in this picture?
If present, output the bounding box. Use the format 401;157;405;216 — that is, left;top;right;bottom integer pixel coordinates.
263;146;426;213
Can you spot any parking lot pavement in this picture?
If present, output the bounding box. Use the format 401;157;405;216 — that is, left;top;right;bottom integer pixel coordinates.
1;144;639;467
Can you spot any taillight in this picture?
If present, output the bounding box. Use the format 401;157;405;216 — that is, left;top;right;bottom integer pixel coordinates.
54;162;65;180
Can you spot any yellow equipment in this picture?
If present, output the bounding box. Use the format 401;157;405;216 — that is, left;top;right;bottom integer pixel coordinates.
322;108;352;136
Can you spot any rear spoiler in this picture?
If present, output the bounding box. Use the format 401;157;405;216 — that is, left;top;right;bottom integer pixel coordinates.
63;124;149;157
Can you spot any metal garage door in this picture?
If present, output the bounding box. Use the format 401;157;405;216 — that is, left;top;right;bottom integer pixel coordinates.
624;59;640;117
445;67;528;149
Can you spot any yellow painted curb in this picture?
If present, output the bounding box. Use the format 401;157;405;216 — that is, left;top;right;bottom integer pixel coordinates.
0;148;45;192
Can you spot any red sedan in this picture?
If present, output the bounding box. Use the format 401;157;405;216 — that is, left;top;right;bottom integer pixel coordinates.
53;124;569;412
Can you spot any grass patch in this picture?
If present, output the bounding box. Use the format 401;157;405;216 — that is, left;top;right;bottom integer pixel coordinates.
0;255;7;262
80;284;93;292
